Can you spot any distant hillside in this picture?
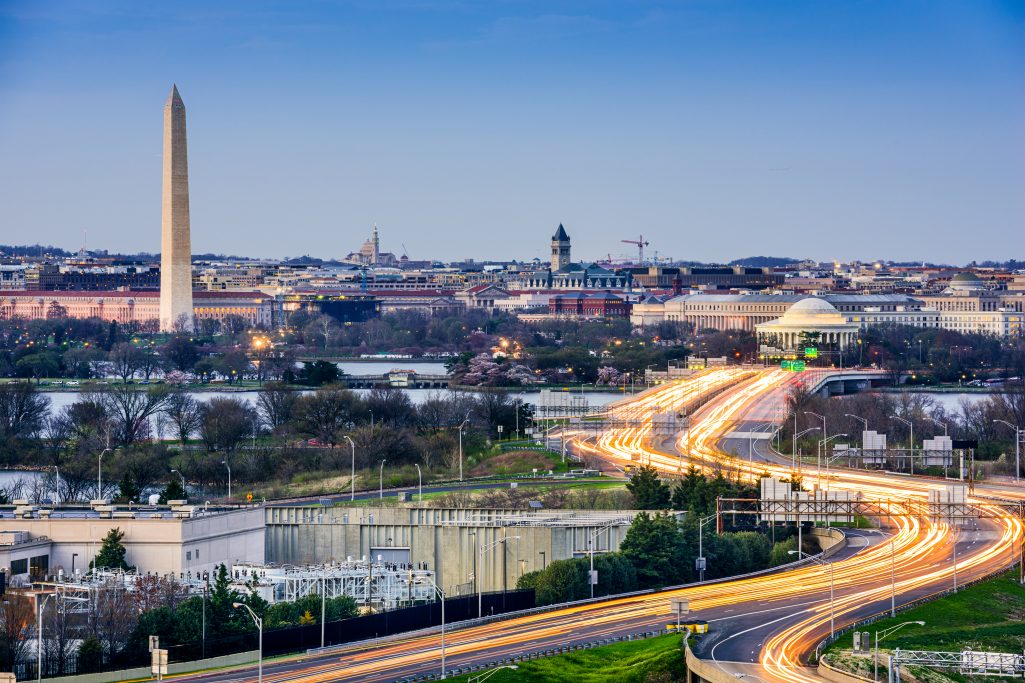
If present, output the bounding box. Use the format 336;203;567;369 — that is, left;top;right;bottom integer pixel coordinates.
728;256;802;268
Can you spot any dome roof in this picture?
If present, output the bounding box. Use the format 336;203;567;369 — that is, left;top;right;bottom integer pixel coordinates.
787;297;839;314
950;272;982;283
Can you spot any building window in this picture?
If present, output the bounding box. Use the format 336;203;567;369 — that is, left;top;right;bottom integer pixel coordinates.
10;558;27;575
186;551;192;561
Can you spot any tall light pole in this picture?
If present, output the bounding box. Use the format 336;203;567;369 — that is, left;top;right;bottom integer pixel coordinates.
379;459;387;499
792;427;820;473
96;447;111;500
232;602;262;683
696;513;716;582
586;524;615;598
874;621;924;682
804;411;826;486
415;577;447;679
892;416;914;475
170;468;186;495
414;463;423;504
52;465;61;505
221;460;231;502
344;435;356;501
478;536;519;617
817;433;847;494
458;415;470;482
994;420;1021;482
790;550;834;637
37;593;53;683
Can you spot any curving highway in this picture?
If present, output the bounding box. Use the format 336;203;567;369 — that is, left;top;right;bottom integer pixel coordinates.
180;367;1024;682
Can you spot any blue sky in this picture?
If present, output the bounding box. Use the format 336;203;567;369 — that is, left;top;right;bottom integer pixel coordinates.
0;1;1022;264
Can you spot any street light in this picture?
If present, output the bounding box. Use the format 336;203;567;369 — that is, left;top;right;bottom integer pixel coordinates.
892;416;914;475
413;576;447;679
804;411;827;484
458;414;471;481
789;550;834;638
994;420;1021;483
817;434;847;492
696;513;717;582
222;460;231;502
379;459;387;499
586;524;616;598
37;593;87;683
845;413;868;433
232;602;263;683
414;463;423;504
874;621;924;682
343;435;356;501
170;469;186;497
96;447;111;500
792;427;820;472
478;537;519;617
925;416;948;437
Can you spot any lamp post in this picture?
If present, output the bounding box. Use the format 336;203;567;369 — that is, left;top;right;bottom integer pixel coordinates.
414;463;423;504
344;435;356;501
379;459;387;499
792;427;820;472
874;621;924;682
232;603;262;683
586;524;616;598
458;414;470;482
478;537;519;617
697;513;716;582
892;416;914;475
414;576;447;679
96;447;111;500
817;434;847;494
52;465;61;505
789;550;834;637
221;460;231;502
170;468;186;497
804;411;826;487
994;420;1021;483
36;593;54;683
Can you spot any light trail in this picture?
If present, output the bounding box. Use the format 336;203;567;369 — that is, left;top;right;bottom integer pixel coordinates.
182;367;1023;683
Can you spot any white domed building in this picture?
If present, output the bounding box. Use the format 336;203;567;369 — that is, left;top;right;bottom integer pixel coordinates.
756;297;860;349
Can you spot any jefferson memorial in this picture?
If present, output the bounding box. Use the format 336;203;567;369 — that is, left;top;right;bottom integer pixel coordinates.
755;297;860;349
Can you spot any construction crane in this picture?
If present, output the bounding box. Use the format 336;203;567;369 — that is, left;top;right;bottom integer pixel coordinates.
621;235;650;265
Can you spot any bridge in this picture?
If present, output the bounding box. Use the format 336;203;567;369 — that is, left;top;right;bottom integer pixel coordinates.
340;370;449;389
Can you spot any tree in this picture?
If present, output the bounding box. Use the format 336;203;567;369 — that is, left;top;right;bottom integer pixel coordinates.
257;382;299;432
296;360;339;386
96;384;170;447
0;593;34;673
161;335;200;373
207;564;241;632
619;513;688;588
626;465;672;509
76;637;103;673
107;342;144;383
199;397;258;453
15;351;61;383
296;388;361;447
92;528;132;571
158;478;186;504
162;390;202;446
0;382;50;439
115;473;141;504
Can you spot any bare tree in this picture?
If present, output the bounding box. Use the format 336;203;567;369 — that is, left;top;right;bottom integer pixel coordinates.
97;384;170;447
257;382;300;433
162;390;202;446
0;593;35;673
107;343;144;383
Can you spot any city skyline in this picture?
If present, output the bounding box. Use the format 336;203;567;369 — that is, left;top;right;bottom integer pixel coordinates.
1;1;1023;264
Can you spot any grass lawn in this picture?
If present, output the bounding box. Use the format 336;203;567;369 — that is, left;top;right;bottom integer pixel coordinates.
443;634;686;683
825;571;1025;681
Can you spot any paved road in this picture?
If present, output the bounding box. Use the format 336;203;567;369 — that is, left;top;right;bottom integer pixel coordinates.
177;368;1023;683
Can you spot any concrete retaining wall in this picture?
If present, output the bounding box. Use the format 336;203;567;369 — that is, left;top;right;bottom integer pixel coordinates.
684;646;739;683
38;650;259;683
808;527;848;559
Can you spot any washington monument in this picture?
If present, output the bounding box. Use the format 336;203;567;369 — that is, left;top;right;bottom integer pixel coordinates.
159;84;193;331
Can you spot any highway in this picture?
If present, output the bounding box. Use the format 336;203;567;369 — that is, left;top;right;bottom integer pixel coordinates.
179;367;1024;682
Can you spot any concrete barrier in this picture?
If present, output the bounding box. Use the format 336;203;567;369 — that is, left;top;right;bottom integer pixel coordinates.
809;527;848;559
684;646;741;683
37;650;260;683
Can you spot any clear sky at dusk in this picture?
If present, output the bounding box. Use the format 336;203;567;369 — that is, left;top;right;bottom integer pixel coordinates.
0;1;1022;264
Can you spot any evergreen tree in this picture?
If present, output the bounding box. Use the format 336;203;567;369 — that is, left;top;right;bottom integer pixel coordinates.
91;528;132;571
626;465;672;509
208;564;241;632
115;473;141;504
619;513;687;588
158;478;186;504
